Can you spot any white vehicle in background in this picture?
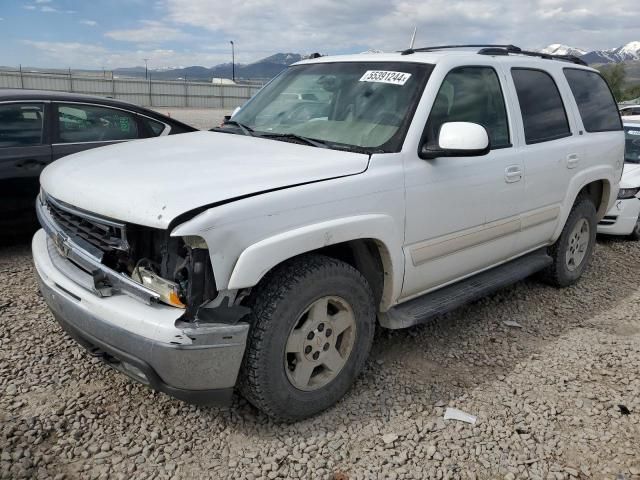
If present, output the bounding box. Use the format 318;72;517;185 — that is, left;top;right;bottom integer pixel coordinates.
619;105;640;123
598;123;640;239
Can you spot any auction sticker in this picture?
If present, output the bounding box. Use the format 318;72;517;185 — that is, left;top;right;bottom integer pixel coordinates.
359;70;412;86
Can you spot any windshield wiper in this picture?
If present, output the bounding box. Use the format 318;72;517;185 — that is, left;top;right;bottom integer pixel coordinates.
224;120;255;136
210;120;255;137
259;132;329;149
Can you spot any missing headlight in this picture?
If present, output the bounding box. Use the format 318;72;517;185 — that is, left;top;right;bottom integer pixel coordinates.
174;238;217;319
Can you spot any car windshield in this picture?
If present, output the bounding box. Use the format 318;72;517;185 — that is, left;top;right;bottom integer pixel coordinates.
625;126;640;163
230;61;433;153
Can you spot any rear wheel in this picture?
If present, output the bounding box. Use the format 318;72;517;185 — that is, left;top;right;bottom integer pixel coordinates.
542;197;597;287
239;254;375;422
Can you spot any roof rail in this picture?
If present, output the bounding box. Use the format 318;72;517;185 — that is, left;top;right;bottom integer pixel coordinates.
400;44;588;66
400;44;521;55
512;49;587;66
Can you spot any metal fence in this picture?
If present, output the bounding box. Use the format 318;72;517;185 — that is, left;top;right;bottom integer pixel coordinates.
0;69;263;109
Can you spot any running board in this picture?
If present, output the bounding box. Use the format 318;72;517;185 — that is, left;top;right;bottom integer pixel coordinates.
380;249;552;329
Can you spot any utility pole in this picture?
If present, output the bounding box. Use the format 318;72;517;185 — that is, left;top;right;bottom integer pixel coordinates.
230;41;235;82
143;58;149;79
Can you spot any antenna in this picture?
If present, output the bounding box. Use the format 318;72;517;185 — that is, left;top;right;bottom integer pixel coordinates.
409;27;417;49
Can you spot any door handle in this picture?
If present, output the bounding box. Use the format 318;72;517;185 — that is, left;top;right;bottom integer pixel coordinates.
16;159;47;169
566;154;580;169
504;165;522;183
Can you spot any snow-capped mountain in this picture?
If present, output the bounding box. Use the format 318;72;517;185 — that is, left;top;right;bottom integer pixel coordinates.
581;41;640;64
255;53;304;65
539;44;587;57
538;42;640;64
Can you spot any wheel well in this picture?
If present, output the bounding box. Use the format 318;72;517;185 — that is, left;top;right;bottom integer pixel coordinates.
577;180;609;219
250;239;390;312
313;239;388;310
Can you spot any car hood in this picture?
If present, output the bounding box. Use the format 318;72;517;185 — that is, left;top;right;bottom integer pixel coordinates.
621;162;640;188
41;131;369;229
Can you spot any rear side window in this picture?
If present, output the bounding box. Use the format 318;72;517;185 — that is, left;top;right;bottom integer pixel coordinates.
511;69;571;144
0;103;45;147
564;69;622;132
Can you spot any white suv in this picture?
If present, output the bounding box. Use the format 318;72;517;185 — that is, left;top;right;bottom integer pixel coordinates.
32;45;624;421
597;122;640;239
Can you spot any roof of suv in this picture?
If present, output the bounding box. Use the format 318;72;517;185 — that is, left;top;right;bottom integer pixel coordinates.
295;50;596;71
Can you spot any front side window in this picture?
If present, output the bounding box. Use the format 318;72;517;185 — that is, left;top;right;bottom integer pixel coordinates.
425;66;510;149
563;69;622;132
625;126;640;163
512;69;571;144
0;103;44;147
57;104;139;143
230;62;433;153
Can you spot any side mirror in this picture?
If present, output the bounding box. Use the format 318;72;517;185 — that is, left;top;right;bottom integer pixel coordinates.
420;122;490;160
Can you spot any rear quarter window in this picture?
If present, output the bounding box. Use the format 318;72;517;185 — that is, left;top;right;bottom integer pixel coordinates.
142;117;167;136
563;69;622;132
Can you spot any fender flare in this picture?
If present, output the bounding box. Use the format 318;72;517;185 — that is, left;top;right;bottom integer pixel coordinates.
227;214;404;310
551;167;616;241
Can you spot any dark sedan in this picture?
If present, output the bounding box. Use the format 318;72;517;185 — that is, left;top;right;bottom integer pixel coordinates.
0;89;197;233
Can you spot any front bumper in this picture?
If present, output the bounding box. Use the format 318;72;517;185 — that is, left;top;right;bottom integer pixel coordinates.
597;197;640;236
33;229;249;406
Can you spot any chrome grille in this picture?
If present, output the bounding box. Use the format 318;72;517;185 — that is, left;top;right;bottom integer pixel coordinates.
45;196;128;253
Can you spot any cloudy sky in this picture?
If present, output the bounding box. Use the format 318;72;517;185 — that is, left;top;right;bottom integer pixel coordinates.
0;0;638;69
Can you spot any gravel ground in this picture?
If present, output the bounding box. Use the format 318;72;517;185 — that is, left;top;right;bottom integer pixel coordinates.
151;107;231;130
1;235;639;480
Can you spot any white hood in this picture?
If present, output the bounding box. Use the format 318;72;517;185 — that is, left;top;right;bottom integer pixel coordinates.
41;131;369;229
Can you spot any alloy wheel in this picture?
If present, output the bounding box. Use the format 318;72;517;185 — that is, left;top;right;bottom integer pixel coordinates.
284;296;357;391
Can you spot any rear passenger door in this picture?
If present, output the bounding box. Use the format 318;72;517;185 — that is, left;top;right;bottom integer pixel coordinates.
507;67;580;250
52;103;146;160
562;68;624;200
0;102;51;224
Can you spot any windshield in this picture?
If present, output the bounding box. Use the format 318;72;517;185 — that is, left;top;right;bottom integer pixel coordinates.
625;126;640;163
230;61;433;153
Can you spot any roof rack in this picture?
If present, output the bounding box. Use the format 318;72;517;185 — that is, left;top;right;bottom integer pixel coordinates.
513;49;587;66
400;44;587;66
400;44;521;55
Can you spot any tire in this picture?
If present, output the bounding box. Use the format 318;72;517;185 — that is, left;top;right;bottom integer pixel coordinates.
541;197;597;287
629;213;640;241
238;254;376;422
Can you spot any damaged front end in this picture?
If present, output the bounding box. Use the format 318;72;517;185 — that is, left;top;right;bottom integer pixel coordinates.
35;192;251;406
38;192;247;325
101;228;217;317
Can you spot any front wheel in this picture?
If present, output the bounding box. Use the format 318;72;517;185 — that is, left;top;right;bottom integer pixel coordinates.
239;254;375;422
542;197;597;287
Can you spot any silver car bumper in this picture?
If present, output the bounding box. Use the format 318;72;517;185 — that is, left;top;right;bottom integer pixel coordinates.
33;227;249;406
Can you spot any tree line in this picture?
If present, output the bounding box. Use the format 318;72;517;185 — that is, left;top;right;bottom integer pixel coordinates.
598;63;640;102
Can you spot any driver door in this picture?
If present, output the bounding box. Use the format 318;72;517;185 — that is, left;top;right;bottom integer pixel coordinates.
52;103;145;160
401;65;524;299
